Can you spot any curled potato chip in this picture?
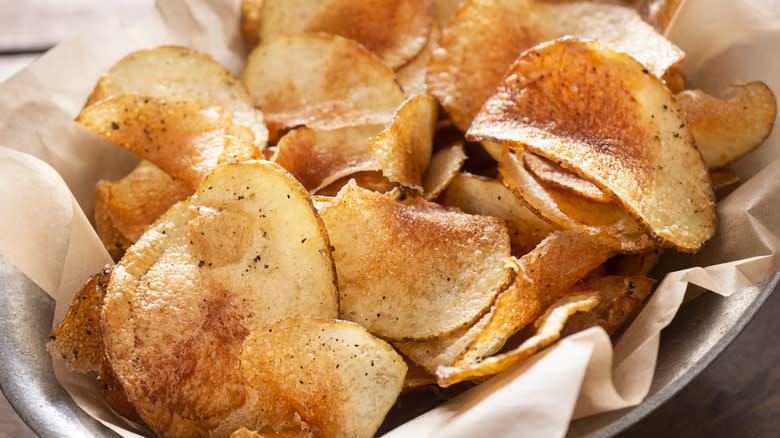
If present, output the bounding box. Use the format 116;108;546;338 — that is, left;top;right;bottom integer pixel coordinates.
85;45;268;148
102;161;192;242
441;172;556;255
368;95;438;191
47;267;111;373
397;21;441;97
470;38;715;252
241;318;406;438
320;181;511;341
94;181;132;262
437;291;600;386
499;151;652;253
523;153;613;204
428;0;683;131
316;171;398;197
101;161;338;437
709;167;741;197
677;82;777;168
422;141;467;200
272;124;384;192
78;95;260;190
242;34;406;139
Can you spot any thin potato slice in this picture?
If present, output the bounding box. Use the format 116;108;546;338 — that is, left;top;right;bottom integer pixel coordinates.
320;181;511;341
452;230;617;369
306;0;435;70
242;34;406;139
710;167;741;197
396;21;441;97
436;291;600;386
47;267;111;373
241;318;406;438
101;161;338;437
422;141;467;200
499;151;653;253
272;124;384;192
441;172;556;255
562;275;656;337
368;95;438;191
428;0;683;131
470;39;715;252
524;153;613;204
102;161;192;242
676;82;777;168
85;46;268;148
94;181;132;262
316;171;398;196
78;95;259;190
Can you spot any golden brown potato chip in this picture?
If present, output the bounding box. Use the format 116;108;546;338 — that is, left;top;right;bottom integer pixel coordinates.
94;181;132;262
441;171;556;255
523;153;613;204
561;275;655;337
451;230;617;370
677;82;777;168
402;359;438;390
422;141;467;200
436;291;600;386
306;0;435;70
101;161;338;437
316;171;399;197
396;21;440;97
709;167;741;197
368;95;438;191
240;318;406;438
85;45;268;148
499;151;653;253
320;181;512;341
470;38;715;252
102;161;192;242
661;66;687;93
78;95;259;190
98;357;141;423
428;0;683;131
242;33;406;139
272;124;384;192
47;266;111;373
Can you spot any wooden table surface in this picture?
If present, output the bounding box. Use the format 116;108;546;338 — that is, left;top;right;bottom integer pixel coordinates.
0;2;777;437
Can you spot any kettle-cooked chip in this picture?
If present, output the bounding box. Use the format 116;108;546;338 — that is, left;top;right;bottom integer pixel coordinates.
272;124;384;192
320;181;512;341
676;81;777;168
101;161;338;437
85;45;268;148
397;22;441;97
469;38;715;252
78;95;260;190
499;151;653;253
422;141;467;200
240;318;406;438
242;33;406;140
427;0;683;131
368;95;438;192
523;153;613;204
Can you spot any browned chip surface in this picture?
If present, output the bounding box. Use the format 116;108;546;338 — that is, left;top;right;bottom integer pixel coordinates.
422;141;467;200
94;181;132;262
524;153;613;203
470;38;715;252
321;181;511;341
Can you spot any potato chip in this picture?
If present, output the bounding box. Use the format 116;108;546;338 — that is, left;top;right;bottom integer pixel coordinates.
239;0;264;49
305;0;435;70
561;275;656;337
661;66;687;93
320;181;511;341
677;82;777;168
437;291;600;386
634;0;685;35
709;167;741;197
78;95;259;190
428;0;683;131
422;141;467;200
242;34;406;140
499;151;652;252
101;161;192;242
316;171;398;197
452;230;616;369
441;171;556;254
240;318;406;438
85;45;268;148
101;161;338;437
396;21;441;97
47;267;111;373
94;181;132;262
98;357;141;423
524;153;613;204
368;95;438;191
402;359;438;390
470;38;715;252
272;124;384;192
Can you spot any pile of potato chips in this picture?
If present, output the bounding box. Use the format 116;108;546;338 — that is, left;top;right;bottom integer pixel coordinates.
47;0;776;437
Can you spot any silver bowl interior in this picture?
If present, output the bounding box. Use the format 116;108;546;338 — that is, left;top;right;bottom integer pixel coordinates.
0;253;777;438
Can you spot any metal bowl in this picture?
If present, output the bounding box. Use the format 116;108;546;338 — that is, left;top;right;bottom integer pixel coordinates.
1;253;777;437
